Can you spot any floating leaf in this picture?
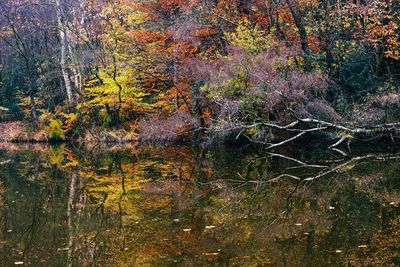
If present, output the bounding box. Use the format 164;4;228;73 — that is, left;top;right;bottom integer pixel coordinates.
204;252;219;256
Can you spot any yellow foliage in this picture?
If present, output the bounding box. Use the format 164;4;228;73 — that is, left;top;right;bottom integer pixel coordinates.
225;19;275;54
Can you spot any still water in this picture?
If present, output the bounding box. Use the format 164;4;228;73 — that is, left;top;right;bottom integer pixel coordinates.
0;143;399;266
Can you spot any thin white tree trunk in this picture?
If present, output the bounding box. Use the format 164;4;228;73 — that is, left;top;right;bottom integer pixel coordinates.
56;0;74;104
79;0;85;25
66;27;81;92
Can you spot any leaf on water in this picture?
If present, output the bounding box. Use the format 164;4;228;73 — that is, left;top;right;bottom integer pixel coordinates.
205;225;215;229
205;253;219;256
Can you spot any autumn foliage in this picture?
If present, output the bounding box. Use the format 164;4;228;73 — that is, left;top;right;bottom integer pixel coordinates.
0;0;399;143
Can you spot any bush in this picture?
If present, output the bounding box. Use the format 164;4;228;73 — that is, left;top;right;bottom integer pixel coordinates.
47;119;64;141
138;111;193;144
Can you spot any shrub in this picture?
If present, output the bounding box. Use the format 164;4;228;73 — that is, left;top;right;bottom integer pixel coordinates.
47;119;64;141
138;111;193;144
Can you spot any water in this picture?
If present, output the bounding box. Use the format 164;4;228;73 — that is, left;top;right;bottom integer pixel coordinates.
0;143;399;266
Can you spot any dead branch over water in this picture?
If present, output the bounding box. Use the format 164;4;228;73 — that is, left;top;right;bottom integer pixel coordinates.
224;117;400;150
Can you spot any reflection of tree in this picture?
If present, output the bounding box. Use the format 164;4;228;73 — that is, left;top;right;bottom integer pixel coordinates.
0;145;399;266
67;173;76;267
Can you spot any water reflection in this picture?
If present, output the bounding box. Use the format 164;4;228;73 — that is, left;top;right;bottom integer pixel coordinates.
0;144;399;266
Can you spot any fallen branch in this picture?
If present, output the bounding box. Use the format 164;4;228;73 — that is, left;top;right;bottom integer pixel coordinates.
329;135;347;148
209;114;400;150
298;118;400;135
266;126;328;150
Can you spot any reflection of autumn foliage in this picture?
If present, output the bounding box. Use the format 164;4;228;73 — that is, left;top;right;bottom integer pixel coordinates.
1;145;399;266
349;215;400;266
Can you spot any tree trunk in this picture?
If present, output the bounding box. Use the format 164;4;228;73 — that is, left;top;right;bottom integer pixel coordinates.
285;0;312;71
172;9;179;110
29;94;39;127
79;0;85;25
238;0;252;22
111;54;122;126
26;74;39;127
55;0;75;105
66;27;82;92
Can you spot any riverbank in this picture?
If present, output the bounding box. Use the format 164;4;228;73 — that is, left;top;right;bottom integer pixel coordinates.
0;121;138;144
2;118;400;157
2;119;400;153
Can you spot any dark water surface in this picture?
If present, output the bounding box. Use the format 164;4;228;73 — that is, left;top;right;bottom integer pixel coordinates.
0;143;399;266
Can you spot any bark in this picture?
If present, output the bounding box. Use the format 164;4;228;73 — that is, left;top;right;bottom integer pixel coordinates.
56;0;75;105
66;27;82;92
285;0;312;71
318;0;334;73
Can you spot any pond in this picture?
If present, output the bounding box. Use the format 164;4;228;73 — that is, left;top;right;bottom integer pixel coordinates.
0;143;399;266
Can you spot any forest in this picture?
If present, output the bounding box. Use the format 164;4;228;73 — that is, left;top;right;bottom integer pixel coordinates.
1;1;400;266
0;0;400;147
